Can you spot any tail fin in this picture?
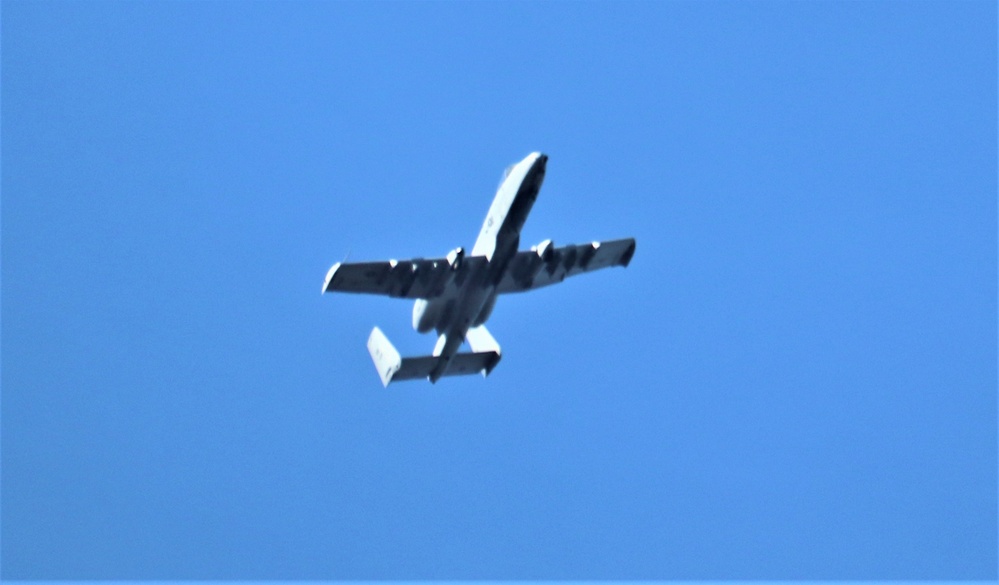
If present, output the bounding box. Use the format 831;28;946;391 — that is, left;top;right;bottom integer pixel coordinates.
367;327;404;387
366;326;501;387
465;325;502;376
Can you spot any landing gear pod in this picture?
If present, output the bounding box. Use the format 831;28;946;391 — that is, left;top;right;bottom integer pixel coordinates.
534;239;555;262
447;246;465;270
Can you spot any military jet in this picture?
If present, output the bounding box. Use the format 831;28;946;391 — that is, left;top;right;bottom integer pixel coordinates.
322;152;636;386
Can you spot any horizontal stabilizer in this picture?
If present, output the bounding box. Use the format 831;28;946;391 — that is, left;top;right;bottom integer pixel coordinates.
367;327;500;387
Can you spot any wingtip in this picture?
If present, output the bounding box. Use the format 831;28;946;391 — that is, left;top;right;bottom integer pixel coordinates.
621;239;636;267
323;262;342;294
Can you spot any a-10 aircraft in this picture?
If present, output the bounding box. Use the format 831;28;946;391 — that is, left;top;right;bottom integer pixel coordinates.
322;152;636;386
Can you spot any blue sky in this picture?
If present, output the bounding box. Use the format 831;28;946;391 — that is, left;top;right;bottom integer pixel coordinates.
2;0;995;579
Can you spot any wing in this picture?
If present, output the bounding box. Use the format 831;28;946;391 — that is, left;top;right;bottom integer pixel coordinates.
323;255;486;299
496;238;636;294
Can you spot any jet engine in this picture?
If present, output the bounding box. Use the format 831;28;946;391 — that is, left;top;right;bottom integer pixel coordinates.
412;298;431;332
413;247;465;333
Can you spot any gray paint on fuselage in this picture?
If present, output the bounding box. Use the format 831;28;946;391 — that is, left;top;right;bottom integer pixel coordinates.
411;152;547;380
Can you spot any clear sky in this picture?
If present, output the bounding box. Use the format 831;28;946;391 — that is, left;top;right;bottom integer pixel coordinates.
2;0;996;580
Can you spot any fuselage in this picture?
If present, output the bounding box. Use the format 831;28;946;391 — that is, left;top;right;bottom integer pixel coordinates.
412;152;547;380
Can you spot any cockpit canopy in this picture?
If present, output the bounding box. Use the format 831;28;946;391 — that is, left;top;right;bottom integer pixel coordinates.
497;164;515;188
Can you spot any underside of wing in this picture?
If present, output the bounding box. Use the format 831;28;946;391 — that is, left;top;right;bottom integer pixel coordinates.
496;237;636;294
323;255;485;299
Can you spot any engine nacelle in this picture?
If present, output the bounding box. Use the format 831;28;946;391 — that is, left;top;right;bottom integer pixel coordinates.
447;246;464;270
413;298;431;332
414;297;450;333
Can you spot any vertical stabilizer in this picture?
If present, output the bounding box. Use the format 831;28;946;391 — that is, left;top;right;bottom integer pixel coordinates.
367;327;402;387
465;325;502;376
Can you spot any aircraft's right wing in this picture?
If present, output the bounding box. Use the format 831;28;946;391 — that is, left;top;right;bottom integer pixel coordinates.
323;254;487;299
496;238;636;294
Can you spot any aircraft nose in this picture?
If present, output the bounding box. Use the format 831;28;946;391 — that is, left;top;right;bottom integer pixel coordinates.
535;153;548;168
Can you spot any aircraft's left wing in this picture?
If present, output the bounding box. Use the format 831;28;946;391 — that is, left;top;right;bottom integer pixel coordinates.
496;238;636;294
323;255;486;299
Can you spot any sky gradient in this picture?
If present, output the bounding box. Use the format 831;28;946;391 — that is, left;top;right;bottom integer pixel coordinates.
2;1;996;579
